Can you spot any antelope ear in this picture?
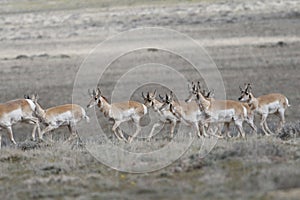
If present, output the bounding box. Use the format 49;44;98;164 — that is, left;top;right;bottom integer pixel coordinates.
187;82;191;90
188;82;193;91
197;81;201;89
88;89;93;97
30;94;35;100
97;87;101;95
206;89;214;98
170;91;175;101
159;94;164;101
239;86;243;92
34;93;39;101
88;89;95;97
247;83;252;92
153;90;157;97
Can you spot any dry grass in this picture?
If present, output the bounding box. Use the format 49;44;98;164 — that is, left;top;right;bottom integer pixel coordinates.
0;0;299;198
0;123;299;199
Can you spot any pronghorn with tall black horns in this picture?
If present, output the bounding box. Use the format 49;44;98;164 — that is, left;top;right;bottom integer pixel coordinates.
30;94;89;142
0;96;41;148
238;83;290;135
159;91;210;138
193;82;256;138
142;90;180;140
186;82;256;138
185;82;214;103
185;82;230;137
87;88;147;143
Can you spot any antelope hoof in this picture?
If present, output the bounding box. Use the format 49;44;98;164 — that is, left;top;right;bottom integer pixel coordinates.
216;134;224;139
38;138;46;142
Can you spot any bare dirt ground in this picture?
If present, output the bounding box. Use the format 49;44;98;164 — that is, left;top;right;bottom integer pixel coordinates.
0;0;300;199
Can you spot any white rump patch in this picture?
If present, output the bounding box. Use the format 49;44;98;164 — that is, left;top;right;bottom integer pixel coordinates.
242;106;247;118
25;99;36;111
285;97;290;107
142;104;148;115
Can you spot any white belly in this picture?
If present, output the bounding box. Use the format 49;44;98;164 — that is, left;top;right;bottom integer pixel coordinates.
267;101;280;114
209;109;235;123
6;109;23;125
111;108;135;121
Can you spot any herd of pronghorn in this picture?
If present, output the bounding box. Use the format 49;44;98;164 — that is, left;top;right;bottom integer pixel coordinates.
0;82;290;148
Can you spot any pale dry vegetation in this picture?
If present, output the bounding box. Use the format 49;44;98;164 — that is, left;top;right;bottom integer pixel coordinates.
0;0;299;199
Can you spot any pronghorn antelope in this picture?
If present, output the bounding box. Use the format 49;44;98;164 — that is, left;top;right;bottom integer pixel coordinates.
30;94;89;142
142;90;180;140
87;88;147;143
185;82;214;103
190;82;257;138
238;83;290;135
159;91;208;138
185;82;229;137
186;82;256;138
0;97;40;148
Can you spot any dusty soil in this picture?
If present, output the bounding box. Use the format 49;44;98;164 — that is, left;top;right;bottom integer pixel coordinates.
0;0;299;199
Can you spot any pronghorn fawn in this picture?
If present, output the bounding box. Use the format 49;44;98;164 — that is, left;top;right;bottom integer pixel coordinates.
193;82;255;138
30;94;89;142
159;91;208;138
238;83;290;136
87;88;147;143
142;90;180;140
0;96;40;148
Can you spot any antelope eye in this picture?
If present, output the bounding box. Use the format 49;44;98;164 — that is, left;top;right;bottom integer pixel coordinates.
94;97;97;100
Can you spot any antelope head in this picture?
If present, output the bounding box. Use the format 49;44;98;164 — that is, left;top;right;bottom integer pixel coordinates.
159;91;174;112
142;90;156;107
186;81;213;102
238;83;252;102
185;81;198;103
87;87;102;108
